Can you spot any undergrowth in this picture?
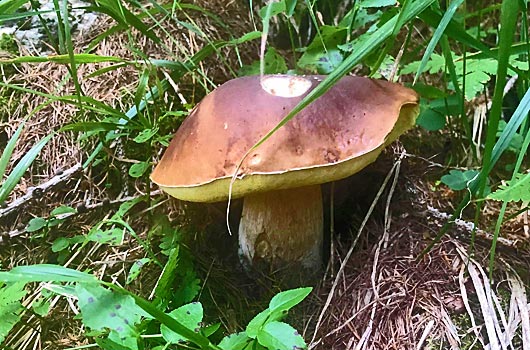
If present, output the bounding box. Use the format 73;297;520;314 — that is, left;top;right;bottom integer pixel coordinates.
0;0;529;349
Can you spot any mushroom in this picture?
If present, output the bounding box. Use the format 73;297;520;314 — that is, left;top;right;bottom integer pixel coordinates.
151;74;419;278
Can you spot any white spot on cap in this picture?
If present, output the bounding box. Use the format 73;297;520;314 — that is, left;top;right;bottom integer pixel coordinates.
249;154;261;166
223;122;228;130
260;75;312;98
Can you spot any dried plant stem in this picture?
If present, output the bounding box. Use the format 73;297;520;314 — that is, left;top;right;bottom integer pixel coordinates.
425;205;521;249
309;153;404;348
0;190;161;243
0;163;83;218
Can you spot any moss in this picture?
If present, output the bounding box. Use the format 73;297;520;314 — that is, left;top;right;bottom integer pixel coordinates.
0;33;18;54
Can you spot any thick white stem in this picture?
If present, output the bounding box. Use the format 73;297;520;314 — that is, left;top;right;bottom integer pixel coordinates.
238;185;323;275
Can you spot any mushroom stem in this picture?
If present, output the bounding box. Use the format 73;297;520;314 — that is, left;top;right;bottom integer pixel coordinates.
238;185;323;277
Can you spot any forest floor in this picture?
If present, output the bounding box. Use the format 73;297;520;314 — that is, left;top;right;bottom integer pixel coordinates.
1;1;529;350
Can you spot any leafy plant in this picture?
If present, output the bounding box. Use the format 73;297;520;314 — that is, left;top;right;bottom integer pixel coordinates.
0;265;311;350
488;172;530;202
26;205;77;233
441;169;479;191
0;282;27;344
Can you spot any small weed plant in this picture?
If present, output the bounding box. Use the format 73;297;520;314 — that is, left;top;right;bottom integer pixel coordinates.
1;0;530;348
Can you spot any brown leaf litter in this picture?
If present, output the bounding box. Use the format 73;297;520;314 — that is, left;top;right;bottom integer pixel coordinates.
309;157;530;350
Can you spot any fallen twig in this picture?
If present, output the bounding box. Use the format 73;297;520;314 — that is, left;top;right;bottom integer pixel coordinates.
424;205;523;250
0;190;161;243
0;164;83;218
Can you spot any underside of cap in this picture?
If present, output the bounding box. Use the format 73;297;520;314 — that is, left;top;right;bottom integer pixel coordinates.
151;75;419;202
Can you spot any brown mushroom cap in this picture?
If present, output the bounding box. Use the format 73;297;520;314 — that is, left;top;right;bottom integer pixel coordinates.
151;75;419;202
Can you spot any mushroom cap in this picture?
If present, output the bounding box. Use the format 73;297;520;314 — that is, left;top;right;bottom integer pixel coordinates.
151;75;419;202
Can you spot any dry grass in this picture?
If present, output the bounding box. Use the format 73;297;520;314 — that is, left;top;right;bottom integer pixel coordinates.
307;155;530;350
1;2;530;349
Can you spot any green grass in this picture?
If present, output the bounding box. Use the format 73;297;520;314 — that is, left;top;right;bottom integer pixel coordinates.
0;0;529;348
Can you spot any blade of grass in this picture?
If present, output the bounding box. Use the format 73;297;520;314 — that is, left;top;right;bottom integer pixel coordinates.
489;104;530;280
0;119;26;180
0;0;28;14
414;0;464;84
0;82;128;119
0;264;97;283
86;0;160;44
0;9;54;21
475;0;519;199
0;53;126;64
59;0;84;106
0;133;53;203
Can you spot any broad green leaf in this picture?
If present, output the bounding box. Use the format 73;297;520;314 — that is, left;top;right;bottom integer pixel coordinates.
0;282;27;343
239;47;287;76
245;290;298;339
161;302;203;344
298;25;347;74
269;287;312;314
51;235;84;253
129;161;150;178
126;258;150;285
488;173;530;202
417;108;445;131
153;246;179;306
31;297;50;316
50;205;76;217
218;332;252;350
359;0;396;8
87;228;124;245
0;134;53;203
246;308;276;338
172;270;200;307
115;196;145;218
76;284;147;339
51;237;70;252
256;321;306;350
259;0;286;18
25;217;47;232
441;170;479;191
201;322;221;337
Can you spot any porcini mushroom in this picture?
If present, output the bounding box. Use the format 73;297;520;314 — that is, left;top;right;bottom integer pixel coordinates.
151;74;419;278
